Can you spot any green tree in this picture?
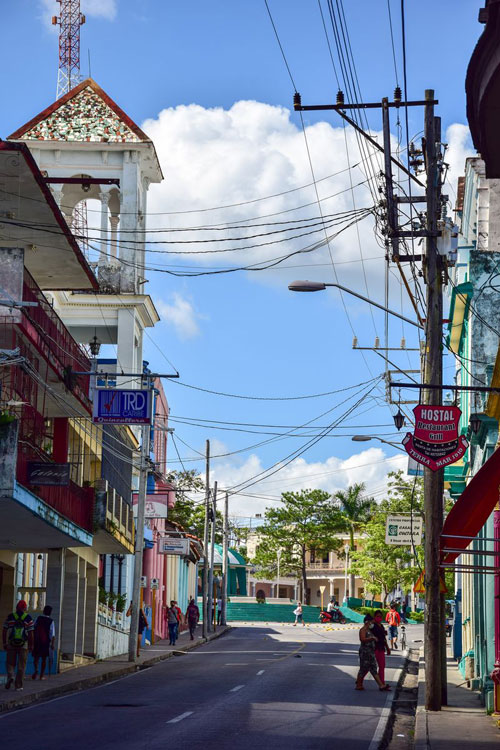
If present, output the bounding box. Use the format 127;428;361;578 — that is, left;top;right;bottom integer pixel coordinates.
349;471;424;604
252;489;343;604
333;482;375;598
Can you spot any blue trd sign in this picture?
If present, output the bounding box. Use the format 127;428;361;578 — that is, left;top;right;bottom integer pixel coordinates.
92;389;152;424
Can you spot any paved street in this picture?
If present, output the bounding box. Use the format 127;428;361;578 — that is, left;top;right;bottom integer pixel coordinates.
0;623;423;749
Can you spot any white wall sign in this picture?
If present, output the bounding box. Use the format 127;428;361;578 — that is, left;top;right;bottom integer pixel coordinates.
385;515;423;546
151;578;159;590
158;537;190;556
140;575;147;588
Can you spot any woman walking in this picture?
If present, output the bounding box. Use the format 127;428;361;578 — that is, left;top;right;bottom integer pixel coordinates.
166;603;179;645
355;614;390;691
293;601;305;627
372;610;391;685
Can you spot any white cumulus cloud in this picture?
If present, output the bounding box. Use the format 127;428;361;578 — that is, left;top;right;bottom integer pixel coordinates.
157;292;204;340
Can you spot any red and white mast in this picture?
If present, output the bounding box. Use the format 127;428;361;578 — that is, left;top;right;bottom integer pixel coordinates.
52;1;86;99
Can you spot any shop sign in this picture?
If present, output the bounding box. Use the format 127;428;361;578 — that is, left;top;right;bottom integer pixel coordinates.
93;389;152;424
402;405;468;472
158;537;190;556
385;514;423;546
27;462;70;486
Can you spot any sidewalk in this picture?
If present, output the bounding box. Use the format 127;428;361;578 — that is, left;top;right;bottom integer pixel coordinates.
415;647;500;749
0;624;230;714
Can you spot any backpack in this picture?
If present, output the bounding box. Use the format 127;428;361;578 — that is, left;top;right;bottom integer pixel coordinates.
9;612;28;647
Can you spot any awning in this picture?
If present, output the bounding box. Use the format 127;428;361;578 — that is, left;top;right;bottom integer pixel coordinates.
441;446;500;564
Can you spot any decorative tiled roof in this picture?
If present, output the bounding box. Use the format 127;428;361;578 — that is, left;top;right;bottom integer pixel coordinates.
8;78;150;144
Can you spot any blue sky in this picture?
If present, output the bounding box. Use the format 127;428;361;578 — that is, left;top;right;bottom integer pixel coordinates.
0;1;483;517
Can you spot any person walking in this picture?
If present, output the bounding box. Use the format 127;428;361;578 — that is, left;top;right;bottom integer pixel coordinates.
2;600;34;691
172;600;183;639
32;605;55;681
355;614;390;691
293;601;305;627
186;599;199;640
386;602;401;649
217;597;222;626
166;603;179;645
372;610;391;685
126;601;149;657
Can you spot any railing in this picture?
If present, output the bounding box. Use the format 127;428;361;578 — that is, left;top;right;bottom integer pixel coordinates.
306;562;344;574
16;438;94;533
20;271;91;405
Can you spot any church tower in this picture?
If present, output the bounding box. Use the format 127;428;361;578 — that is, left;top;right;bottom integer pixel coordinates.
8;78;162;381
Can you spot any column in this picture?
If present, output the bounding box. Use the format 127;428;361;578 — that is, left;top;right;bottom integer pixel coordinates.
60;552;79;660
109;215;120;258
99;191;111;262
45;550;65;660
76;559;87;655
84;565;98;656
53;418;69;463
116;307;137;389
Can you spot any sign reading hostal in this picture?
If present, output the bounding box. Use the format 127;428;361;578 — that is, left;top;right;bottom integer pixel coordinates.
402;405;468;472
385;514;423;546
93;389;152;424
158;537;190;556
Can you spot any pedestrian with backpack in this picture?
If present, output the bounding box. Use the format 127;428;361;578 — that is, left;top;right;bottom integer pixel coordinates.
166;602;179;645
2;600;34;691
32;605;55;681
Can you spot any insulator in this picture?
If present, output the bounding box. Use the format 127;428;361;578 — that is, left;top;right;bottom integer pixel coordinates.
293;92;302;110
401;337;406;349
336;89;345;106
394;86;402;103
352;336;358;348
374;336;380;349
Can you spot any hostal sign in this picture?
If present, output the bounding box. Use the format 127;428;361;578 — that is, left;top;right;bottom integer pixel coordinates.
402;405;469;472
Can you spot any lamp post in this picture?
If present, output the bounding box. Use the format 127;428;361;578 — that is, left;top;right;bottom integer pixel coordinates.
344;543;350;606
288;280;422;329
351;435;406;452
276;549;282;599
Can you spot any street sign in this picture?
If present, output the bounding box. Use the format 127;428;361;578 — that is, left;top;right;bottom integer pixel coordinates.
132;491;171;519
413;570;447;594
385;515;423;546
140;576;147;588
27;462;70;486
402;405;468;472
151;578;159;590
93;389;152;424
158;537;190;556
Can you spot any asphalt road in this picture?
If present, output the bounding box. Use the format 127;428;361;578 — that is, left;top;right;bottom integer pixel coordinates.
0;623;423;750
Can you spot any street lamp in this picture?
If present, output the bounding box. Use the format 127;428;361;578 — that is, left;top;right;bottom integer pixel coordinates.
276;549;282;599
343;543;350;606
351;435;405;452
288;280;423;329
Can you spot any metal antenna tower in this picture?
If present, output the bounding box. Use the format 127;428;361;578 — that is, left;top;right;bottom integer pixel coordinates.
52;1;89;259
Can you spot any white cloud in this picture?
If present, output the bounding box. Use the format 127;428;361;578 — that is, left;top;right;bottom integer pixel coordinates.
39;0;117;25
157;292;204;339
198;445;407;517
445;123;475;196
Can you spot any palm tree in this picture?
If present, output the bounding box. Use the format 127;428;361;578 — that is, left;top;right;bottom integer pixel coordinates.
333;483;374;603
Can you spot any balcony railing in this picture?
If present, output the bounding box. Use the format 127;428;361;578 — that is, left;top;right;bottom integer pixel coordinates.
16;434;94;533
20;271;91;406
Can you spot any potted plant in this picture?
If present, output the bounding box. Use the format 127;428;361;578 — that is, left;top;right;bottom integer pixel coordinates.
98;587;108;618
115;593;126;627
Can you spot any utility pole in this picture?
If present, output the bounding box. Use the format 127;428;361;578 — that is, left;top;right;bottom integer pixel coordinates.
423;89;444;711
207;481;217;632
221;491;229;626
202;440;210;638
128;422;150;662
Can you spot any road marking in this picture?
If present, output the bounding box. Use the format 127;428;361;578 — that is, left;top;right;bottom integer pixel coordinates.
225;663;248;665
167;711;193;724
229;684;245;692
257;670;265;675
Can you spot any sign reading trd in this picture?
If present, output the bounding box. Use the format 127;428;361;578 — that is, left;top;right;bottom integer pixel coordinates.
93;389;152;424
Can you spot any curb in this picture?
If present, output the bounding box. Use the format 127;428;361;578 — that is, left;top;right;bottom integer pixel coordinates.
368;650;407;750
0;625;231;714
414;647;429;750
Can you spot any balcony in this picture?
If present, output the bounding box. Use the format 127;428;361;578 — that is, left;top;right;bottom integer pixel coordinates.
93;480;134;554
15;271;92;414
306;561;345;578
